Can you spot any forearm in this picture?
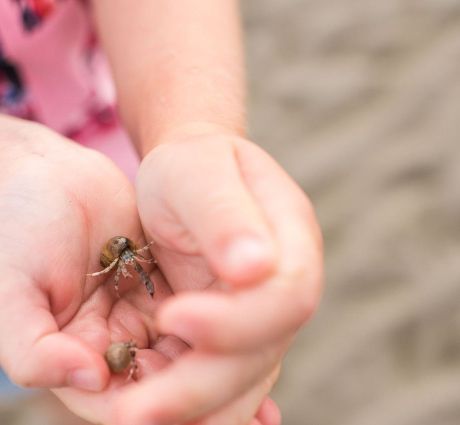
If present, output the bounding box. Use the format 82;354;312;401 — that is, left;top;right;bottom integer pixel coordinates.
92;0;246;156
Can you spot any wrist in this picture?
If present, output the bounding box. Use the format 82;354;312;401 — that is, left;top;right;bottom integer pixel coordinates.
138;120;246;157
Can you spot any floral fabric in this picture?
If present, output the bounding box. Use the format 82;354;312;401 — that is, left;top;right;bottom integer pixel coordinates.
0;0;117;136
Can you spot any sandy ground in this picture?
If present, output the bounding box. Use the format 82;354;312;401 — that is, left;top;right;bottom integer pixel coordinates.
243;1;460;424
2;1;460;424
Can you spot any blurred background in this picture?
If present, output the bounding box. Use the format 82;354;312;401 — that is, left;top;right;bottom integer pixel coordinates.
2;0;460;424
244;1;460;424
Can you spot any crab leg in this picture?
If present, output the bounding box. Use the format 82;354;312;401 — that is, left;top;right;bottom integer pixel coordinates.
135;241;154;254
134;254;157;264
120;261;133;278
86;257;119;277
113;263;123;298
133;260;155;298
126;345;138;381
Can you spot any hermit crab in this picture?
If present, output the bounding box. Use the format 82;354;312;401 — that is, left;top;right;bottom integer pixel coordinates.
105;341;138;381
87;236;156;298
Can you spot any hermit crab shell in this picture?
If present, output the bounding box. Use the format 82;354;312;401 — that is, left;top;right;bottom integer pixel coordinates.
105;342;133;373
100;236;137;267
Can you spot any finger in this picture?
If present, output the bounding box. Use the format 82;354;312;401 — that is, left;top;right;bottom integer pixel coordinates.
0;270;109;391
255;397;282;425
236;139;323;273
188;367;280;425
53;347;174;425
156;141;323;351
137;138;277;285
155;271;314;352
112;349;280;425
187;384;274;425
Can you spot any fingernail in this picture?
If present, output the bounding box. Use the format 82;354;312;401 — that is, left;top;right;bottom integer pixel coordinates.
223;236;274;272
68;369;103;391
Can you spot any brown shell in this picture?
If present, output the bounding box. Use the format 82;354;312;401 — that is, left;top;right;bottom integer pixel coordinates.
100;236;137;267
105;342;132;373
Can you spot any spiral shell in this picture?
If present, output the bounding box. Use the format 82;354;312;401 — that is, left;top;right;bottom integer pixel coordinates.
105;342;135;373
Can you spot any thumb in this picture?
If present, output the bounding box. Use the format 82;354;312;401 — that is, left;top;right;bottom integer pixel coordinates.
137;139;277;285
0;270;109;391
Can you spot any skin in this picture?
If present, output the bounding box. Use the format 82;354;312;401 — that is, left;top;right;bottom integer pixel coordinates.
0;116;290;425
0;116;183;422
88;1;323;424
0;2;323;425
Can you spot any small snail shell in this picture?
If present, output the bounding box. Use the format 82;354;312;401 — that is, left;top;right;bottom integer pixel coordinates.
105;342;135;373
100;236;136;267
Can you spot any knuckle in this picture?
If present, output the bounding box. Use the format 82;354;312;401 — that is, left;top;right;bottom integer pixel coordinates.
264;364;281;391
285;261;308;283
7;364;34;388
284;264;321;327
298;190;314;214
300;196;324;250
297;289;319;324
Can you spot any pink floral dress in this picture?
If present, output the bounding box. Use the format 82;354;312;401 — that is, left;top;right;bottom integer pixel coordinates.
0;0;139;180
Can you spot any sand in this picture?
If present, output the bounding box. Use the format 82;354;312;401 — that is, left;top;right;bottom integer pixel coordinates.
243;1;460;424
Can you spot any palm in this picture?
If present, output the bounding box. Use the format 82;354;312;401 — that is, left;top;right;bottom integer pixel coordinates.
0;141;186;423
105;135;313;425
55;249;208;423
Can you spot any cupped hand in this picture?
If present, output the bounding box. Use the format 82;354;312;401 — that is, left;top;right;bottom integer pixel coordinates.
114;125;323;425
0;116;187;424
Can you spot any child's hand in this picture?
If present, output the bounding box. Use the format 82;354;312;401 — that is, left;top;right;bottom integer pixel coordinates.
115;126;323;425
0;116;185;424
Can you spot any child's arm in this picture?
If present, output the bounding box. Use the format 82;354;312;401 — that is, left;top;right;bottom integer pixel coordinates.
92;0;245;155
93;2;323;425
